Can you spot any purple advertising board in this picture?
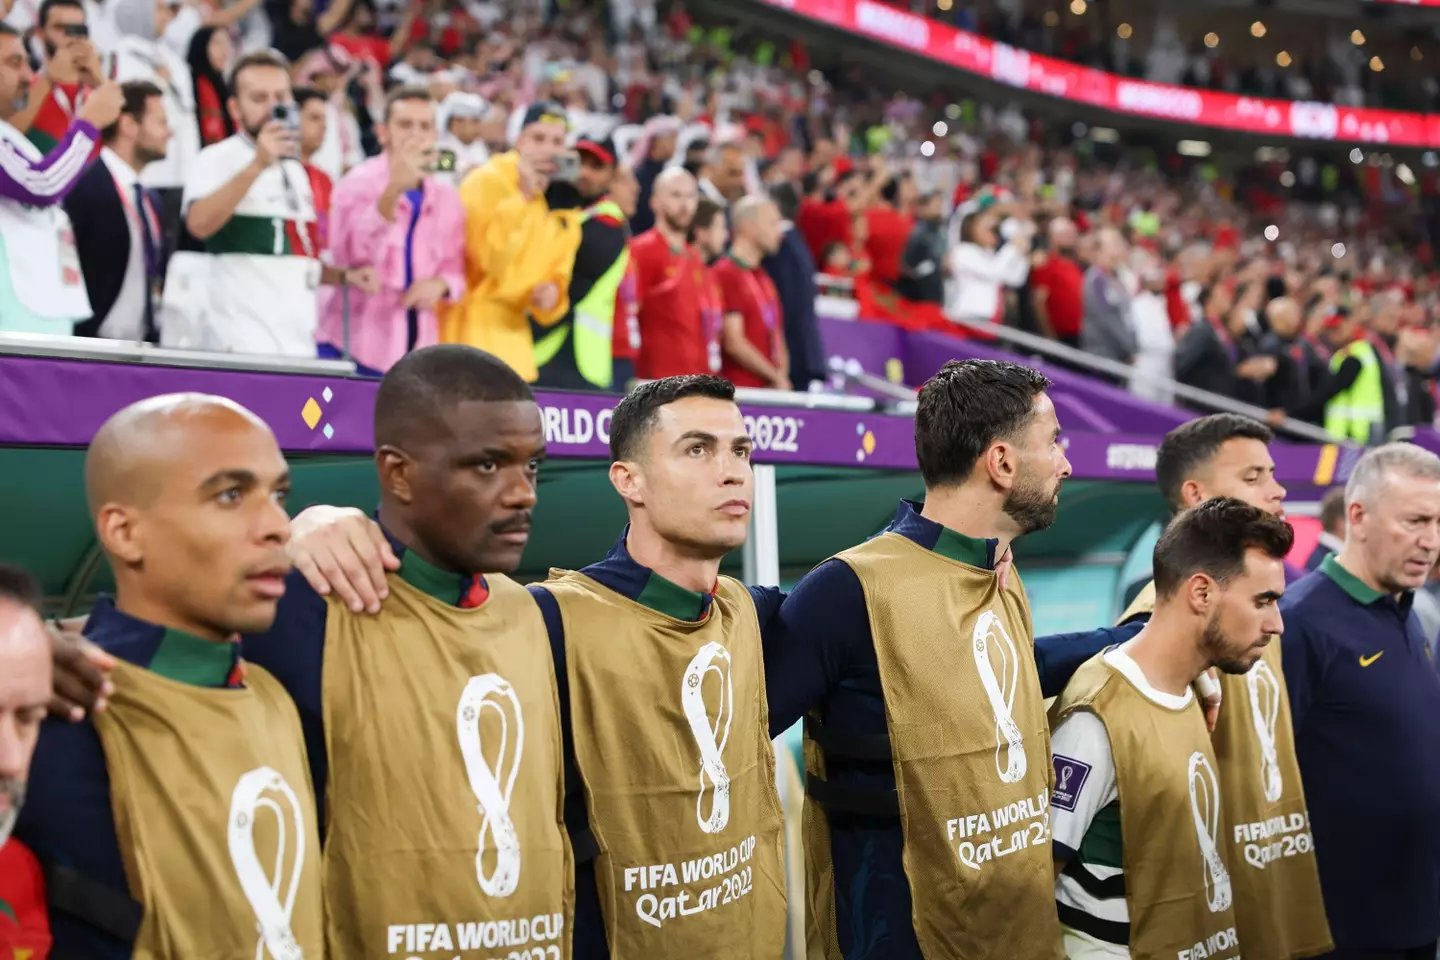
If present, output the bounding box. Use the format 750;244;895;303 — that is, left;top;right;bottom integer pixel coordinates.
0;353;1355;489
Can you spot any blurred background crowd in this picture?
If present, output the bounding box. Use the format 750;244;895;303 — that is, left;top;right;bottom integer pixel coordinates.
3;0;1440;446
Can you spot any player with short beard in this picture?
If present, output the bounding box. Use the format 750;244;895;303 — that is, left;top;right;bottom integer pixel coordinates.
630;168;716;380
1050;498;1292;960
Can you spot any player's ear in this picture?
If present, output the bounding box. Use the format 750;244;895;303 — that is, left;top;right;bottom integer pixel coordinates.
1185;572;1213;615
609;459;644;507
375;446;414;505
96;503;144;566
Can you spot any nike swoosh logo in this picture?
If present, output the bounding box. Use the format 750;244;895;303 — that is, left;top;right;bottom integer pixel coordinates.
1360;652;1384;667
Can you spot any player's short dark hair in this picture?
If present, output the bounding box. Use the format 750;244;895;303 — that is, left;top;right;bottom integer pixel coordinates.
102;80;164;143
228;48;290;91
914;359;1051;488
1152;497;1293;599
384;84;433;122
38;0;82;27
293;85;326;109
689;197;725;242
609;375;736;462
769;181;799;222
1319;486;1347;536
374;345;534;449
1155;414;1274;513
0;564;42;615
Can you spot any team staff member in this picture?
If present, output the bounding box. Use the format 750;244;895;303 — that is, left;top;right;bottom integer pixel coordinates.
1280;443;1440;960
1043;414;1332;960
630;169;716;380
241;346;572;959
1051;499;1292;959
713;197;789;390
16;394;322;958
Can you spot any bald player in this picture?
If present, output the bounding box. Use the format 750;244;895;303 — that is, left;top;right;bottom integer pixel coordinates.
630;167;714;380
713;196;789;390
16;394;323;959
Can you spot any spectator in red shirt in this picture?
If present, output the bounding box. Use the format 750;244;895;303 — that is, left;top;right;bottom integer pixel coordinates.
19;0;103;157
630;168;713;379
713;196;789;390
689;196;728;374
1029;217;1085;348
864;174;915;292
187;27;235;148
295;86;333;250
0;567;54;960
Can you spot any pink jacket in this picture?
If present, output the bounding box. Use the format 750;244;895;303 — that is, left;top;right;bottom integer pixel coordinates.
318;155;467;373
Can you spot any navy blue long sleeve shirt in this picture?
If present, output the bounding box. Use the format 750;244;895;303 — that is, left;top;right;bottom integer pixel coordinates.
1279;557;1440;951
16;600;245;959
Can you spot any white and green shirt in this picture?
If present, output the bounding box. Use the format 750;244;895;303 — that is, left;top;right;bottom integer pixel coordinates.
1050;647;1194;959
181;135;321;357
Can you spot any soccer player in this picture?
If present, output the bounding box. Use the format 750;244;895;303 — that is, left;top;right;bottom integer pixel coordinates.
16;394;323;958
242;345;572;958
1043;414;1332;960
1050;498;1292;960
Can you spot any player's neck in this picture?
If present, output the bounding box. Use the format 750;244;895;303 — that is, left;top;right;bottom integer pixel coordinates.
1332;543;1391;596
112;581;231;645
109;141;143;174
656;221;687;251
625;523;721;595
919;485;1017;563
729;237;761;268
1123;609;1207;696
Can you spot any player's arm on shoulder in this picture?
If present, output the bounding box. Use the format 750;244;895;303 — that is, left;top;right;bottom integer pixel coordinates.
1048;710;1115;876
762;559;865;736
286;505;400;614
1033;621;1142;699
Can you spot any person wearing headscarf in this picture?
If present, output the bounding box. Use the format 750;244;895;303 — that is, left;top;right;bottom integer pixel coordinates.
186;26;234;147
111;0;199;215
433;90;489;188
627;113;679;234
295;43;366;184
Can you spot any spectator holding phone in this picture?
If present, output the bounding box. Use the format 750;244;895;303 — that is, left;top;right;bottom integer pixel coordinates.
18;0;103;158
176;49;328;355
443;100;581;381
317;85;462;375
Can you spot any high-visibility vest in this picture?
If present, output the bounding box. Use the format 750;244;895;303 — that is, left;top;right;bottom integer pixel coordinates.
533;198;626;389
1324;339;1385;444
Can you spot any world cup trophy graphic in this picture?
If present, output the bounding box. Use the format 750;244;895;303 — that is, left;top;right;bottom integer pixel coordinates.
227;766;308;960
682;641;734;834
1247;659;1284;803
1188;751;1233;913
973;610;1027;783
457;673;525;897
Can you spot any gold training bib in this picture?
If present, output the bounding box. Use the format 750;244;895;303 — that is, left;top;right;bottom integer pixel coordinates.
95;659;324;960
806;532;1062;960
543;570;788;959
322;573;573;959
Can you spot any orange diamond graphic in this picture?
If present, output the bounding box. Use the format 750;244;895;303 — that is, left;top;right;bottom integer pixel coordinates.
301;398;322;429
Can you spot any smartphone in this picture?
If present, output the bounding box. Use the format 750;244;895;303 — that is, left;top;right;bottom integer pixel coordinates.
552;150;580;183
430;148;457;174
271;102;300;133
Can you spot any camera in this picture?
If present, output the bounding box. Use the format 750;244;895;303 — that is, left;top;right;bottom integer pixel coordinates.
61;23;88;37
271;102;300;133
552;150;580;183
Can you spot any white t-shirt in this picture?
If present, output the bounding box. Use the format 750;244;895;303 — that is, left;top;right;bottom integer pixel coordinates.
1050;647;1193;960
181;134;320;356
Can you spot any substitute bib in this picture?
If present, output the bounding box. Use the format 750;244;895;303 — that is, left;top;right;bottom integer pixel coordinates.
810;532;1061;960
1052;654;1240;960
544;570;787;959
1212;641;1332;959
322;573;572;959
94;659;323;959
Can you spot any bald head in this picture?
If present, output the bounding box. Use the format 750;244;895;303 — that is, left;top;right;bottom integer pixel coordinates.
85;394;293;642
1048;217;1077;250
732;196;781;256
652;166;699;234
1266;296;1301;337
0;566;49;845
85;394;273;518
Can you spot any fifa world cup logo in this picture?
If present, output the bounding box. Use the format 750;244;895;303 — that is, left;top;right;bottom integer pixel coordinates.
227;766;307;960
1247;660;1284;803
457;674;525;897
682;642;734;834
973;610;1027;783
1188;751;1233;913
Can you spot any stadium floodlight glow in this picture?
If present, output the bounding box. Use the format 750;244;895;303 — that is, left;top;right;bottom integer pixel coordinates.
1251;21;1266;37
946;103;962;119
933;121;948;136
1350;148;1364;164
1398;164;1415;185
1370;56;1384;72
1276;51;1292;68
1264;225;1279;242
1332;243;1346;258
920;140;936;157
1070;0;1086;15
1044;10;1059;26
1351;29;1365;45
1072;122;1087;137
1204;32;1219;49
1177;140;1211;157
1280;171;1296;187
1090;127;1120;143
1117;23;1132;39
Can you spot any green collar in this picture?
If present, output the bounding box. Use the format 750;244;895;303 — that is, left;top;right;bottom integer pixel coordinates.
148;627;236;687
398;548;468;606
635;570;710;620
931;525;992;568
726;250;757;271
1320;554;1386;605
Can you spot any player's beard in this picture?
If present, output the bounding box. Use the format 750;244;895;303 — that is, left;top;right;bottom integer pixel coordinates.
1202;612;1257;676
662;210;693;234
0;776;24;848
1004;462;1060;534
